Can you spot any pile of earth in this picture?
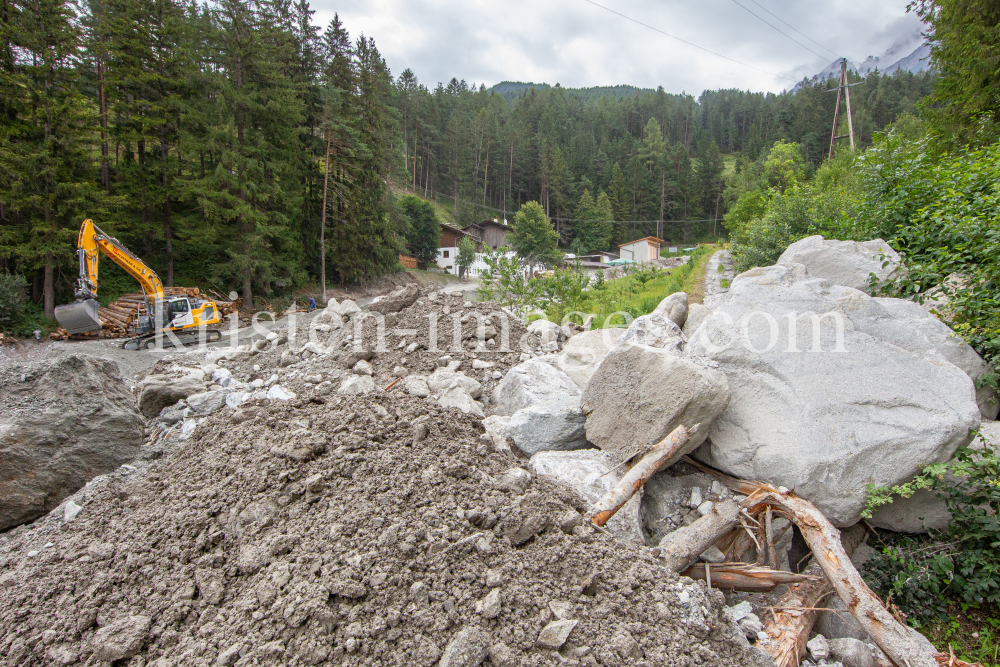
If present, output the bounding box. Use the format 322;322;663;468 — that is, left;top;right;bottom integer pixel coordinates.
214;288;537;411
0;388;766;667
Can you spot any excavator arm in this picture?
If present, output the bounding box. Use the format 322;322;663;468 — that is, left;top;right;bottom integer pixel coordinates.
55;219;165;334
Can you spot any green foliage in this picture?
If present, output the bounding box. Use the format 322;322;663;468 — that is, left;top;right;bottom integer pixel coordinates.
456;235;476;278
508;202;561;269
0;274;28;332
573;189;613;253
729;148;866;272
398;194;441;264
862;434;1000;621
912;0;1000;145
477;249;529;313
873;137;1000;399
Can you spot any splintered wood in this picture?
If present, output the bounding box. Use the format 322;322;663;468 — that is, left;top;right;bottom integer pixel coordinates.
590;424;696;527
672;457;943;667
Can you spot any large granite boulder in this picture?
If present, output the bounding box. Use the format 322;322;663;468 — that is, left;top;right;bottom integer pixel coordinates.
137;367;206;418
687;264;981;525
777;235;900;292
868;297;998;420
543;328;624;390
492;359;588;455
582;314;730;463
529;449;644;544
0;355;145;530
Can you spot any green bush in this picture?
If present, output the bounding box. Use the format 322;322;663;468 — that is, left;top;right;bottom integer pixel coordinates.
0;274;28;334
862;433;1000;622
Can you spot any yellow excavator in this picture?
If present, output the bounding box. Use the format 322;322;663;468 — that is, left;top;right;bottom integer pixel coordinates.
54;219;223;350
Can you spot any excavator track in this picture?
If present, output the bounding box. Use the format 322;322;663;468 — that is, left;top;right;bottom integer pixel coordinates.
122;328;222;351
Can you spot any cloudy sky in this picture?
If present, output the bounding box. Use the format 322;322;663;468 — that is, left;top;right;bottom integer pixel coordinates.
308;0;925;94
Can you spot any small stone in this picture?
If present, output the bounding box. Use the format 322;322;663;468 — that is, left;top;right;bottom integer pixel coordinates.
519;353;531;362
723;601;753;623
738;613;764;639
405;342;420;354
26;550;39;558
472;359;494;370
697;500;715;516
90;615;151;662
413;423;430;441
476;589;502;619
807;634;830;661
687;487;703;509
438;626;490;667
485;569;505;587
352;359;373;376
711;481;726;497
548;600;574;620
491;371;502;380
437;356;452;367
63;500;83;522
498;468;531;494
699;545;726;563
828;637;874;667
216;643;243;666
536;619;578;650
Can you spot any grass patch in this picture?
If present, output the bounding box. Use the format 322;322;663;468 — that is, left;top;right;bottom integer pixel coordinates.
588;245;715;327
920;601;1000;666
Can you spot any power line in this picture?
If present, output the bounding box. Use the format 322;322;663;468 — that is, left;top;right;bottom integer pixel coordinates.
424;187;721;225
580;0;797;82
728;0;832;61
744;0;841;61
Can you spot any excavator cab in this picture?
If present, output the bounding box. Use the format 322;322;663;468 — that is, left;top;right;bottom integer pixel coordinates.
165;297;193;328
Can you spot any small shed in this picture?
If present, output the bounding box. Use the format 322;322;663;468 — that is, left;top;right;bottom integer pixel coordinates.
618;237;664;263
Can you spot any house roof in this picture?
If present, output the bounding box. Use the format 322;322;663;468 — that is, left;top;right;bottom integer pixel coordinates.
618;236;665;247
464;220;510;232
441;223;473;237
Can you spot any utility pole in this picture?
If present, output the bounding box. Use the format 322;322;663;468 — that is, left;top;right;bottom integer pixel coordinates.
827;58;856;159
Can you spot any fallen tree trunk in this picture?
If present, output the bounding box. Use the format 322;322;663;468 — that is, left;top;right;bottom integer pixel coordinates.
681;563;821;593
658;499;739;571
590;424;695;527
755;491;936;667
680;457;938;667
760;523;867;667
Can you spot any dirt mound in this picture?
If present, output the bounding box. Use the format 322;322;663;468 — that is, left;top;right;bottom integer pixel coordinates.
221;290;534;408
0;386;764;666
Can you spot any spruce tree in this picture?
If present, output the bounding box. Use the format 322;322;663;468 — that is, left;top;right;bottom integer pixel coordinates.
0;0;98;317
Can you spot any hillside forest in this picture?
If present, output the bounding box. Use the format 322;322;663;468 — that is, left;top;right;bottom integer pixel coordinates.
0;0;935;319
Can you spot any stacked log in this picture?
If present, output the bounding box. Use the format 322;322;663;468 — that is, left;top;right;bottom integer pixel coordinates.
51;287;210;340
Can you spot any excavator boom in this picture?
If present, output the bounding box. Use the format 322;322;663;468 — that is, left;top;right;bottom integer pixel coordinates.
55;219;166;334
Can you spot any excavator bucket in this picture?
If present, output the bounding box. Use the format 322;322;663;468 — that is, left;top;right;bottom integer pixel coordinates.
54;299;102;334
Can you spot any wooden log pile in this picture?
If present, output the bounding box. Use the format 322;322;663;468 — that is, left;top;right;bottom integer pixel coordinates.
50;287;209;341
585;426;983;667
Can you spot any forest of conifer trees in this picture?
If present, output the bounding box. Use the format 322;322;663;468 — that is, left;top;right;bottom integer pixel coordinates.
0;0;935;314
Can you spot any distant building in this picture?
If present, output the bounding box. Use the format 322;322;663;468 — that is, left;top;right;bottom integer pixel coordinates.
439;223;473;249
618;237;664;263
462;219;511;251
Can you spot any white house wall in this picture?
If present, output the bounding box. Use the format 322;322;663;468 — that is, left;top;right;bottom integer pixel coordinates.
435;248;517;277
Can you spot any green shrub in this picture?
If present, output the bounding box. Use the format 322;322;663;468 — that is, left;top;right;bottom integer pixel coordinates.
0;274;28;334
862;433;1000;622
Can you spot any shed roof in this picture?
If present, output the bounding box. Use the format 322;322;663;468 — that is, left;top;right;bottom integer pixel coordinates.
618;236;665;247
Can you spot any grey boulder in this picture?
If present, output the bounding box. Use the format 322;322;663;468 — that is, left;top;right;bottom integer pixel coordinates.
138;368;206;417
367;283;419;315
777;234;900;291
542;328;624;390
687;263;981;525
493;359;588;455
0;355;144;531
582;314;730;462
530;449;644;544
682;303;711;339
652;291;688;327
185;390;227;415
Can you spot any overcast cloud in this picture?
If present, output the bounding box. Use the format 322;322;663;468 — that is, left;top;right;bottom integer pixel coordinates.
308;0;924;94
